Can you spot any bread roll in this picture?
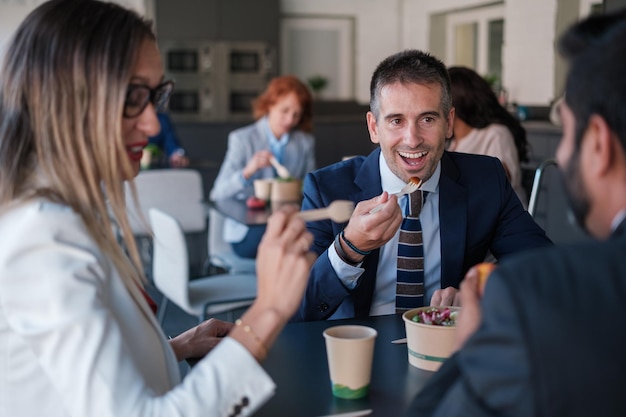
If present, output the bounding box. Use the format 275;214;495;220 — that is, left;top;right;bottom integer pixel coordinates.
475;262;496;295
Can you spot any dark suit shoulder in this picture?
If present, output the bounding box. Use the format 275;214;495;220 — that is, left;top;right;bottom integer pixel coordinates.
443;151;507;185
478;236;626;416
495;236;626;296
309;155;366;179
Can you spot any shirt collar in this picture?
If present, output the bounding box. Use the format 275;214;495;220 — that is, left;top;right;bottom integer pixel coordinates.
379;152;441;195
610;209;626;234
262;116;290;148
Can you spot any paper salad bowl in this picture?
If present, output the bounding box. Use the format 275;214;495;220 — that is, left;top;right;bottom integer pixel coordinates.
402;306;460;372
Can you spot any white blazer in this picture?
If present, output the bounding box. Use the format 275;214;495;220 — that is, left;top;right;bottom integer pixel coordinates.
0;199;274;417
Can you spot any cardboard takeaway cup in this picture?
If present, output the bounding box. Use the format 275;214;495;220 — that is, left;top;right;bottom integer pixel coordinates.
402;307;460;372
270;178;302;203
253;179;273;201
323;325;377;399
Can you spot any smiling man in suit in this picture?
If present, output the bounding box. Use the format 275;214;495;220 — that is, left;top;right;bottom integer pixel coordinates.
293;49;552;322
405;10;626;417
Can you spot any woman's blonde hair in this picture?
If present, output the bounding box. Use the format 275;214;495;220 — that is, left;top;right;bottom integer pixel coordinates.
0;0;155;289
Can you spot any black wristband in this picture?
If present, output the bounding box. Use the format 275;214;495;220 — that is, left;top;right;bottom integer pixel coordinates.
334;233;362;266
340;230;372;256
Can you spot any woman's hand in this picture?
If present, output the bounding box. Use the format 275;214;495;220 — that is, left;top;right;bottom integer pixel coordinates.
229;206;316;361
169;152;189;168
255;205;316;317
169;318;234;361
242;150;273;180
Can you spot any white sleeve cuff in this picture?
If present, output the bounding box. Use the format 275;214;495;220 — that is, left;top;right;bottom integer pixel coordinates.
328;242;364;290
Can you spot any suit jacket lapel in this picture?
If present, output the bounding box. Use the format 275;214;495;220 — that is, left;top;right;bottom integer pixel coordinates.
352;148;383;317
439;152;468;288
353;148;383;201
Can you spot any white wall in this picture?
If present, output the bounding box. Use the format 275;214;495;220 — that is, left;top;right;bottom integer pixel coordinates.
0;0;146;61
404;0;559;106
281;0;404;104
504;0;558;104
0;0;594;106
0;0;47;59
282;0;562;105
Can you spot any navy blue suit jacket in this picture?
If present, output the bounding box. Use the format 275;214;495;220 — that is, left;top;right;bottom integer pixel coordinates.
293;149;552;321
405;220;626;417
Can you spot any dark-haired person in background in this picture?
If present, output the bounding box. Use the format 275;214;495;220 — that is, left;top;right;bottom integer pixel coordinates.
447;66;530;206
147;112;190;168
406;9;626;417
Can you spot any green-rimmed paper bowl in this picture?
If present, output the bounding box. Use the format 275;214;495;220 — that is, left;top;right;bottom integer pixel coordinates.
402;306;460;371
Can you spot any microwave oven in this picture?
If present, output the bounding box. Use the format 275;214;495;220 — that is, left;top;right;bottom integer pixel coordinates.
161;40;216;75
162;40;276;122
162;41;275;77
226;41;275;78
167;74;218;122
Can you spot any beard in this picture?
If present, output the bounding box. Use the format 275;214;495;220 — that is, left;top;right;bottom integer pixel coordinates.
560;152;591;235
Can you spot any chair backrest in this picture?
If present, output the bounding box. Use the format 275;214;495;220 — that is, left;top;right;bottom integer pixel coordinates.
207;206;256;273
527;158;591;244
149;208;191;312
126;169;206;235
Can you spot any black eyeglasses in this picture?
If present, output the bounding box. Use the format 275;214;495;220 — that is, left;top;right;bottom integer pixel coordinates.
123;80;174;118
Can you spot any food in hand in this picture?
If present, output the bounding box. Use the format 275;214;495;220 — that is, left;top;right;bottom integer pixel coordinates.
246;196;266;210
475;262;496;295
411;307;458;326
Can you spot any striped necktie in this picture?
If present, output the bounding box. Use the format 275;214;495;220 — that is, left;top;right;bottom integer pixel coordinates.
396;190;426;313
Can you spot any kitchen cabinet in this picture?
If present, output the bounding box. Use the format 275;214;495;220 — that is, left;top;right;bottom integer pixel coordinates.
154;0;279;45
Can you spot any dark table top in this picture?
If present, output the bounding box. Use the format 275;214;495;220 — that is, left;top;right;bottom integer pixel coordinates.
209;198;272;225
210;198;301;226
255;314;434;417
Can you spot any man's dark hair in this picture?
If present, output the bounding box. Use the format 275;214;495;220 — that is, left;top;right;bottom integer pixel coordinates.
369;49;452;120
559;10;626;153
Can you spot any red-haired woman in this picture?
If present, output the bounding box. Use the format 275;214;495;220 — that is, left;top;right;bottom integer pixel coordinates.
210;75;316;258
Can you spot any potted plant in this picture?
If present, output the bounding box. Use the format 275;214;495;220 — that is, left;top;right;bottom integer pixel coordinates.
307;75;328;99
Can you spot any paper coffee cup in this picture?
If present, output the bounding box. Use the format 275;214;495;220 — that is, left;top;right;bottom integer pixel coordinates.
253;179;273;201
323;325;377;399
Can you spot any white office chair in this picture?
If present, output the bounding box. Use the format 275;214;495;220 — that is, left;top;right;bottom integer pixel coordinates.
126;169;206;235
206;206;257;274
528;159;558;218
125;169;208;279
149;208;257;324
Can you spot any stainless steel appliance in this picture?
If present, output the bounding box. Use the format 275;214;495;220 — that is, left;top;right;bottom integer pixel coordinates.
162;40;276;122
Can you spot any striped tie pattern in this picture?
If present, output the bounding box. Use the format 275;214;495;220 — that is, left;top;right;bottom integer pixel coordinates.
396;190;426;313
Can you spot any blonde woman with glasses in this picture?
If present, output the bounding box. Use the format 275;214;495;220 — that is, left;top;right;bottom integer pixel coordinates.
0;1;314;416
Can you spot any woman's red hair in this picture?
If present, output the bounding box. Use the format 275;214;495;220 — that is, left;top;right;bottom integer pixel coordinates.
252;75;313;132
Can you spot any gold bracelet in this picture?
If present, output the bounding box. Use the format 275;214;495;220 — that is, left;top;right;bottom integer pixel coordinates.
235;319;268;360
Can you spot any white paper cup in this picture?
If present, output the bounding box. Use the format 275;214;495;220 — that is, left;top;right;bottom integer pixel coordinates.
323;325;377;399
253;179;273;201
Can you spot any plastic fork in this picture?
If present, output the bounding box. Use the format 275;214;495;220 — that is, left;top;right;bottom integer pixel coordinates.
296;200;355;223
369;176;422;214
269;156;291;179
